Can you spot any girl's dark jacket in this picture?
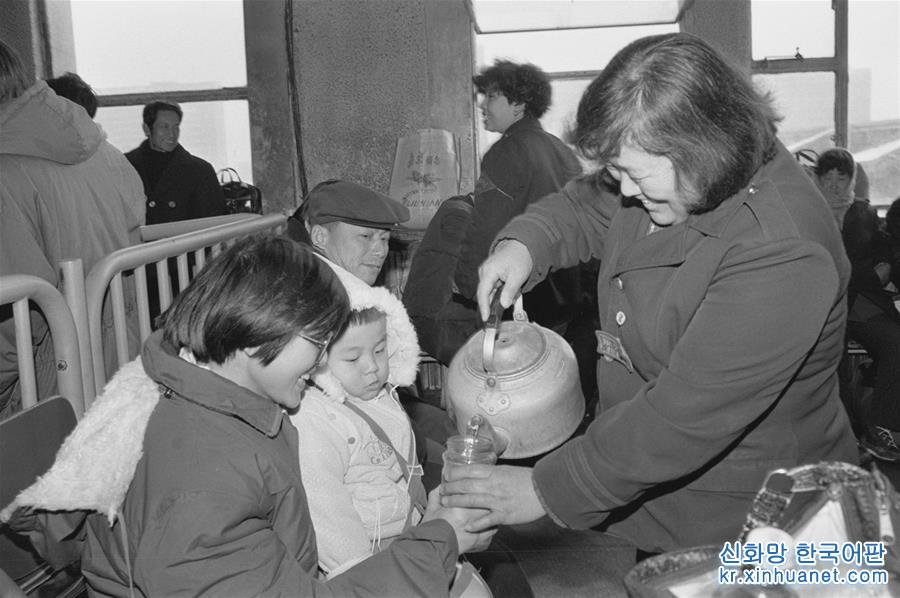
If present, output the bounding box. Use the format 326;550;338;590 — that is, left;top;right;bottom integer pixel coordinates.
2;331;458;597
499;142;858;553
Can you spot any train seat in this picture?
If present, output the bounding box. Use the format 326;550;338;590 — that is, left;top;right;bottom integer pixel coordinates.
0;396;84;597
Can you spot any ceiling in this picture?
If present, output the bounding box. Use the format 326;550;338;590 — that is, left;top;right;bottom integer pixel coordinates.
468;0;691;34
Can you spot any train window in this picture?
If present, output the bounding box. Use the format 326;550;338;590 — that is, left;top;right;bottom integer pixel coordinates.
751;0;898;211
476;24;678;74
751;0;834;61
754;71;836;151
68;0;246;93
94;100;252;188
847;1;899;208
474;23;677;160
67;0;252;181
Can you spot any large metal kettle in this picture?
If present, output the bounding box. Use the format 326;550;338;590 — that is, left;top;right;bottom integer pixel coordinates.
444;290;585;459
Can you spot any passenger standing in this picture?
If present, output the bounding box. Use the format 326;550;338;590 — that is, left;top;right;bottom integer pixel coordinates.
404;60;598;408
0;42;145;418
45;72;99;118
125;100;225;225
45;71;144;386
441;33;858;555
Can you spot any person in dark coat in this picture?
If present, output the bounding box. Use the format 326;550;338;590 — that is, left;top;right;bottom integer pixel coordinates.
126;100;225;225
441;33;857;556
404;60;598;408
887;197;900;292
816;148;900;462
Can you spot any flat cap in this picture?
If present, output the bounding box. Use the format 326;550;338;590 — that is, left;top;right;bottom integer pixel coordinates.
299;180;410;229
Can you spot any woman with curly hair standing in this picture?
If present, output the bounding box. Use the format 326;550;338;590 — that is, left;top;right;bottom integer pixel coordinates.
406;60;597;406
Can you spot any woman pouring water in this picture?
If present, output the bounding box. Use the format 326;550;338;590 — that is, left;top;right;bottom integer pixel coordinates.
440;32;858;556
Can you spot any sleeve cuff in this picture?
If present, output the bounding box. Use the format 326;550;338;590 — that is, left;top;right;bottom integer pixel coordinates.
533;440;618;530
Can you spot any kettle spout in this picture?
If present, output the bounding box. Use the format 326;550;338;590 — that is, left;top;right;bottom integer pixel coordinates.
491;427;510;456
464;414;509;457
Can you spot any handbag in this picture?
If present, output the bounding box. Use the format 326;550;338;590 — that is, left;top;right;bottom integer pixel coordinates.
218;168;262;214
624;461;900;597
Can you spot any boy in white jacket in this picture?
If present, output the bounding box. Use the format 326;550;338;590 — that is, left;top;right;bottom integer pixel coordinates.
292;257;426;577
292;258;492;597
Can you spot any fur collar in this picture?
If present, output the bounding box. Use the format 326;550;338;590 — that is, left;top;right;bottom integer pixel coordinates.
1;358;157;524
316;256;420;389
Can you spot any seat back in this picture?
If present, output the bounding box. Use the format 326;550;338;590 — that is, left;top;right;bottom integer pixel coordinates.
0;396;77;587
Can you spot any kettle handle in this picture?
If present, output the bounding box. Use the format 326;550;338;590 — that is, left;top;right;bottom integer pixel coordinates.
482;289;527;373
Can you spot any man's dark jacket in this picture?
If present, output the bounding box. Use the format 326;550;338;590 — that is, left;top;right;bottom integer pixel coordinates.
126;140;225;224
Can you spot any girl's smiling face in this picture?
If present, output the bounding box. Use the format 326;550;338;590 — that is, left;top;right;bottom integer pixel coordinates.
210;332;328;411
605;143;697;227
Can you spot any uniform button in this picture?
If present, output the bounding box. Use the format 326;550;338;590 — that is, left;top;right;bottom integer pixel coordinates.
616;311;626;326
615;277;624;290
148;201;156;207
168;201;176;208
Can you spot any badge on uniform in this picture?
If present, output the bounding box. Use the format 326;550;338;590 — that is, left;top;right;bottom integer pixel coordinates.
595;330;635;373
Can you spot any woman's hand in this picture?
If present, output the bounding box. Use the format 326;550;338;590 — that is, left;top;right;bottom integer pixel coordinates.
439;464;546;532
476;240;534;321
422;489;497;554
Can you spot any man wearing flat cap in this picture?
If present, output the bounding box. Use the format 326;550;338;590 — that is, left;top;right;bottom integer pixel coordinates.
286;179;453;487
287;179;409;285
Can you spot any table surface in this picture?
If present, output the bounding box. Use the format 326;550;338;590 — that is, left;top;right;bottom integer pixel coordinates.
468;517;637;598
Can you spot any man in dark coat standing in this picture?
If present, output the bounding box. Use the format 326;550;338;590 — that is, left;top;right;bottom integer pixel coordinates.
126;100;225;225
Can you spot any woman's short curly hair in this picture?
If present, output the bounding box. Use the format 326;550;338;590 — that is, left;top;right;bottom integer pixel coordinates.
473;60;552;119
573;33;781;214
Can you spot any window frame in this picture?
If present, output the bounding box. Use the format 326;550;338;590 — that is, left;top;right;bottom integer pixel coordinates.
750;0;849;148
97;87;248;110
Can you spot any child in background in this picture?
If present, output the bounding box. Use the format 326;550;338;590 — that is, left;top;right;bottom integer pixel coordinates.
293;258;492;596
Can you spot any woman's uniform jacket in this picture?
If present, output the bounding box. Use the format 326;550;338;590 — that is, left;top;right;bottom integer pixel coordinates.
2;331;458;597
497;142;858;553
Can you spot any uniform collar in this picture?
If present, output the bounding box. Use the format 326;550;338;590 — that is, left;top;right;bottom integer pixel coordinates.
502;116;543;138
684;143;790;238
141;330;285;437
138;139;188;161
610;145;786;275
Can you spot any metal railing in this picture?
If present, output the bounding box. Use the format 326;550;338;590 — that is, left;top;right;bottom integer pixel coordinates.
76;213;288;402
0;275;84;417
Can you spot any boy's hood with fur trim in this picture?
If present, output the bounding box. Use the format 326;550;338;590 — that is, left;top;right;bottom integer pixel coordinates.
1;358;157;524
315;256;420;399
